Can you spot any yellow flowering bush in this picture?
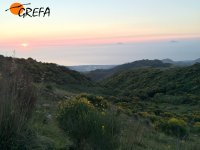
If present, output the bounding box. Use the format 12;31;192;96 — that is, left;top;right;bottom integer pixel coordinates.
57;97;120;150
165;118;188;138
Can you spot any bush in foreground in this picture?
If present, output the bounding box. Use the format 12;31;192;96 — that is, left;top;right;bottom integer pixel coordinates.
157;118;188;139
57;98;120;150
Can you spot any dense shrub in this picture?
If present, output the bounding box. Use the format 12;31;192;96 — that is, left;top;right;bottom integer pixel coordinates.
57;98;120;150
157;118;188;139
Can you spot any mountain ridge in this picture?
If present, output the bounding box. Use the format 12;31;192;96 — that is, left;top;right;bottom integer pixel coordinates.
161;58;200;66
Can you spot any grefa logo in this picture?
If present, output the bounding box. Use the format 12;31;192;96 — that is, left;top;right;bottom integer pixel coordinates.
5;2;50;18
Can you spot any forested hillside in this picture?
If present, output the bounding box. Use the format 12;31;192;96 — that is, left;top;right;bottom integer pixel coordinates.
102;63;200;99
100;63;200;144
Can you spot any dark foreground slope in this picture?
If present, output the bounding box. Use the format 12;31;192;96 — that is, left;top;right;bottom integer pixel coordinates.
86;59;172;81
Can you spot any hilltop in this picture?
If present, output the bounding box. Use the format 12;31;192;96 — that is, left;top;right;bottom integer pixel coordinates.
86;59;172;81
162;58;200;66
0;55;96;92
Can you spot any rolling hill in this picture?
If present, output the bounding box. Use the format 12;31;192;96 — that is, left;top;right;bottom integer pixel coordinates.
162;58;200;66
102;63;200;101
0;55;94;87
86;59;172;81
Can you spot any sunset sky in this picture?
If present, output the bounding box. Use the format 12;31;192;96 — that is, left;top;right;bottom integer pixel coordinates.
0;0;200;65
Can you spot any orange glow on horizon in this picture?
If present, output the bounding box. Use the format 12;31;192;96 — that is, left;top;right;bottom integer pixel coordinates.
21;34;200;47
0;34;199;49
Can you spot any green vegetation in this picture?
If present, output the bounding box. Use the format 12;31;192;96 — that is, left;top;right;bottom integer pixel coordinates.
0;55;200;149
86;59;171;81
102;65;200;98
0;55;96;93
0;62;37;149
157;118;188;139
97;62;200;148
57;97;120;150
